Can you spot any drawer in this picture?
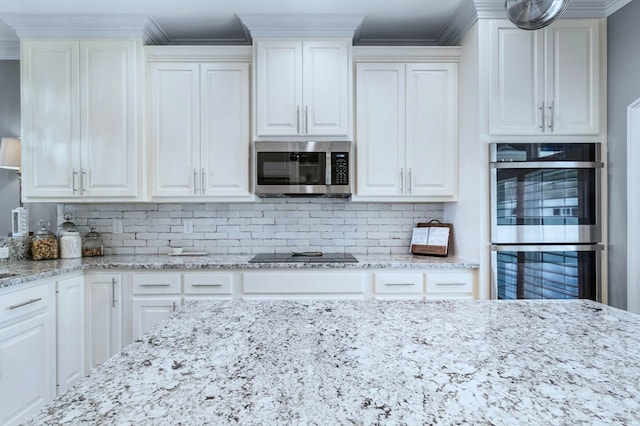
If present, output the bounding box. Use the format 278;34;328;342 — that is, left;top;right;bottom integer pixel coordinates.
132;273;181;295
184;273;233;295
425;271;474;294
0;280;53;328
243;272;364;294
374;272;423;294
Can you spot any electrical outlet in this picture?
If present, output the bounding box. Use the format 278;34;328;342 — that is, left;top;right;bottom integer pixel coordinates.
112;219;123;234
183;220;193;234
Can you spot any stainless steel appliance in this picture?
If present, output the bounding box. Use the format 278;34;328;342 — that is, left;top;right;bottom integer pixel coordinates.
490;142;604;301
490;143;603;244
249;252;358;263
254;141;352;197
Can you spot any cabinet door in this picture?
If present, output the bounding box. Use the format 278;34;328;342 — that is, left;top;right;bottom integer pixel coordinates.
0;282;55;426
545;20;600;135
21;40;80;198
255;40;303;136
148;62;200;197
56;274;85;396
405;63;458;198
130;297;181;341
355;63;405;197
200;63;251;198
80;40;139;197
489;21;545;135
302;40;350;136
85;273;122;371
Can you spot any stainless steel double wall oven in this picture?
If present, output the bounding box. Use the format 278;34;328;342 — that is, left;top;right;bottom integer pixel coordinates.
490;142;604;301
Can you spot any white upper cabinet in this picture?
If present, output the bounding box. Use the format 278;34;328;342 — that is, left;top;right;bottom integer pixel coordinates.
21;39;140;200
355;59;458;201
148;59;252;201
254;39;351;139
489;19;600;136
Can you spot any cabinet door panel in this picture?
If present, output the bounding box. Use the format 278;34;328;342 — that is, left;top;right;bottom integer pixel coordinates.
85;274;122;371
355;63;405;196
546;20;599;135
489;21;544;135
56;275;85;396
406;63;457;197
201;63;251;197
21;41;80;197
149;63;200;196
81;41;138;197
303;41;349;136
131;297;181;341
255;41;302;136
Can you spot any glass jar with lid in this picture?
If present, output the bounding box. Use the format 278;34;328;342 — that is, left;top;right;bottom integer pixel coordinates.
31;219;58;260
82;222;104;257
58;212;78;234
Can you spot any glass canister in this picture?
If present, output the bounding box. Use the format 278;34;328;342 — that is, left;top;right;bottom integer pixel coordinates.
60;231;82;259
31;220;58;260
82;223;104;257
58;212;78;234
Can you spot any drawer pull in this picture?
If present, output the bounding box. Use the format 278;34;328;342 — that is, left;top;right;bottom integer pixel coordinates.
384;283;416;287
8;298;42;310
435;282;467;286
191;284;222;288
140;284;172;287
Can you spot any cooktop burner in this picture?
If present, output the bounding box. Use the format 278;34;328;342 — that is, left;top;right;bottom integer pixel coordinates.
249;252;358;263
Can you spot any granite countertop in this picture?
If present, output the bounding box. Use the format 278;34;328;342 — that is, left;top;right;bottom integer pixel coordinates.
0;254;479;289
26;299;640;424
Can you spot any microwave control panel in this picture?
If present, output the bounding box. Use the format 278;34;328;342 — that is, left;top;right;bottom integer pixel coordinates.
331;152;350;185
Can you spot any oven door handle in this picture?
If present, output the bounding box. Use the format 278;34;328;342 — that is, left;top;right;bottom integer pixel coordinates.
491;161;604;169
491;244;604;252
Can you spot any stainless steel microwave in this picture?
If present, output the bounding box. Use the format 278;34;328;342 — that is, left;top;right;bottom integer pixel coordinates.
254;141;353;197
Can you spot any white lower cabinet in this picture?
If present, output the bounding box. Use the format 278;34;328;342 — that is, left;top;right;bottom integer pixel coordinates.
56;273;85;395
242;271;366;299
184;272;234;301
373;272;423;300
425;270;475;300
0;280;56;426
130;272;181;341
84;272;122;372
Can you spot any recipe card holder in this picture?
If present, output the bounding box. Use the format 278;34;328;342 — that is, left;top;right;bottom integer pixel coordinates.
410;220;453;257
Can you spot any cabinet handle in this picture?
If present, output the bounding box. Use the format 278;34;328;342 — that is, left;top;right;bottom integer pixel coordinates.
172;301;177;312
296;106;301;134
191;284;222;288
193;168;198;194
201;168;205;194
539;101;545;132
72;169;78;194
435;282;467;286
548;101;555;132
111;278;117;308
7;298;42;310
400;168;404;193
408;168;413;194
139;283;171;287
384;283;415;287
80;168;86;194
305;105;309;134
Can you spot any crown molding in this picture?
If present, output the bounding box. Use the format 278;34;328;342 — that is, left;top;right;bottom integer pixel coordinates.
239;13;364;39
353;46;461;62
144;45;252;61
0;13;167;44
0;40;19;60
606;0;634;15
438;0;478;46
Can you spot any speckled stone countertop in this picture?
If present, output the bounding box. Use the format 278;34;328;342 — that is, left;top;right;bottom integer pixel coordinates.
0;254;478;289
26;299;640;424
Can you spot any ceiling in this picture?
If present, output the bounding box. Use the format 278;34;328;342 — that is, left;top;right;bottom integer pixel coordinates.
0;0;626;48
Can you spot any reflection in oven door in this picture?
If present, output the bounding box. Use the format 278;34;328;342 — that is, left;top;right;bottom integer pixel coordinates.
491;244;602;301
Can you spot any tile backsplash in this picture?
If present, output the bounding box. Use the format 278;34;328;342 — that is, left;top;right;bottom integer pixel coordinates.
61;199;444;255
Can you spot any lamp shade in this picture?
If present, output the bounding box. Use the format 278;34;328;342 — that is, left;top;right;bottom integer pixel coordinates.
0;137;21;170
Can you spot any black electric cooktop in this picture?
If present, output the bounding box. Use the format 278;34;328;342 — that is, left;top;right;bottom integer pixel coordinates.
249;252;358;263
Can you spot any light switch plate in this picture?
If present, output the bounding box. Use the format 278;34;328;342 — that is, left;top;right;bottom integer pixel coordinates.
183;220;193;234
112;219;123;234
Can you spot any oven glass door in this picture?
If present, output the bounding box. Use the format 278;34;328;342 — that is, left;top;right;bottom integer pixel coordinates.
493;245;601;301
257;152;326;186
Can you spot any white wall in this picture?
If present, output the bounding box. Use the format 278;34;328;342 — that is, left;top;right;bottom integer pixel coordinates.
607;0;640;309
0;60;20;236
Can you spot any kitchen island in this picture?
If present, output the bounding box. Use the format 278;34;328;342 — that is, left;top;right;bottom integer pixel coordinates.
26;299;640;424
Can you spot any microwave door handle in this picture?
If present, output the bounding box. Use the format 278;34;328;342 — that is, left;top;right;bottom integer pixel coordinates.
326;152;332;185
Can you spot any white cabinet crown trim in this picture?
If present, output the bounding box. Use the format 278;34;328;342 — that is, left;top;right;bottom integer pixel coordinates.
353;46;461;63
